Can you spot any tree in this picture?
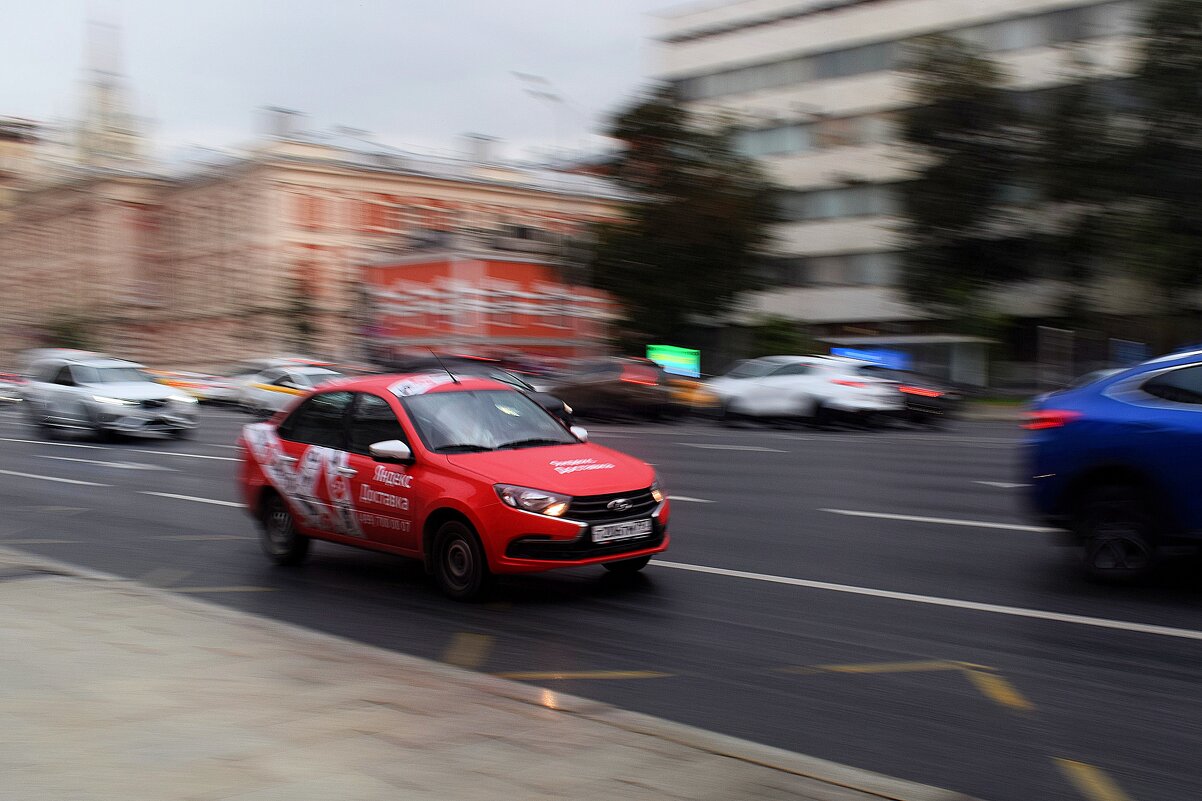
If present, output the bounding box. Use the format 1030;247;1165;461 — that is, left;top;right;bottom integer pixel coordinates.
589;87;780;346
745;316;813;357
1111;0;1202;300
897;35;1029;323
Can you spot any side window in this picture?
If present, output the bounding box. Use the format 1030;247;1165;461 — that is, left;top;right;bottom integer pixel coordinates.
278;391;353;447
771;364;811;377
70;366;99;385
52;366;75;386
1143;366;1202;405
348;393;408;455
259;368;285;384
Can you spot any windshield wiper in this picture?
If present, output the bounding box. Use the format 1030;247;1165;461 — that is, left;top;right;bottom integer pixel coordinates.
497;437;568;450
437;443;494;453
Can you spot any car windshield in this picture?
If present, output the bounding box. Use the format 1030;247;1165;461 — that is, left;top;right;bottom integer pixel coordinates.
403;389;575;453
725;360;779;379
79;366;152;384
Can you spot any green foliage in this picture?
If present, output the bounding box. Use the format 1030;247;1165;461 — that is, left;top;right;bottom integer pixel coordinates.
589;86;780;344
745;316;813;357
1115;0;1202;297
897;36;1029;321
43;316;91;349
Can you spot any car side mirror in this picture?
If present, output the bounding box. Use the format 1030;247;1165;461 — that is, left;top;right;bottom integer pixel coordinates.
570;425;588;443
370;439;413;463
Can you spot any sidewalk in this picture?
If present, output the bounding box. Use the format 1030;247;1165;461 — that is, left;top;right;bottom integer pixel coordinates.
0;547;977;801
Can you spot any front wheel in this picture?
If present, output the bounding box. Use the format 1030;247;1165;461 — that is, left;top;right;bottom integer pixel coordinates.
434;521;492;601
260;493;310;566
603;555;651;575
1075;484;1156;582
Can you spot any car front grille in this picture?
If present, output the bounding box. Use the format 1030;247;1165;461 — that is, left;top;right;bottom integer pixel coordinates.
141;399;167;409
566;487;657;523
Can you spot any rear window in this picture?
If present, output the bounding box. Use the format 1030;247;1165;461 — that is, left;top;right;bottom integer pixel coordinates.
1143;366;1202;404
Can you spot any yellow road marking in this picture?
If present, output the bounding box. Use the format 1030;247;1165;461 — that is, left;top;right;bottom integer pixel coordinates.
495;670;671;681
1055;759;1133;801
442;632;494;669
173;586;277;593
965;669;1034;711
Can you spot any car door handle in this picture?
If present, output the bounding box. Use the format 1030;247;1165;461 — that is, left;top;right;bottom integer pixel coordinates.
335;466;357;477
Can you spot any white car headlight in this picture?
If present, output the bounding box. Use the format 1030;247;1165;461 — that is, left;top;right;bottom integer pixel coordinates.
495;484;572;517
93;395;136;406
169;394;199;404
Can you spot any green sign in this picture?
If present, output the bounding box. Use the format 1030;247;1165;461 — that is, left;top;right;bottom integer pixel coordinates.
647;345;700;378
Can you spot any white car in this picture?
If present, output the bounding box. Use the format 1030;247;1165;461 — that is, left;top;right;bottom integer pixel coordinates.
239;365;343;416
705;355;903;425
24;354;199;439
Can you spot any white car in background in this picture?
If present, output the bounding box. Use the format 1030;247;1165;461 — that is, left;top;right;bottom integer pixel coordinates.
23;353;199;440
706;355;903;426
239;365;343;416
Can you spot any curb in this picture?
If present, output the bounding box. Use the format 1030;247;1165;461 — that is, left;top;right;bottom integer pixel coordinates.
0;545;980;801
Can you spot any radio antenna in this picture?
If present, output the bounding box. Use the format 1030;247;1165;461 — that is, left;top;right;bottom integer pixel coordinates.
429;349;460;384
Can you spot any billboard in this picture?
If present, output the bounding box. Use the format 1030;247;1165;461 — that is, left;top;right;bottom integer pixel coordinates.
647;345;701;378
831;347;911;371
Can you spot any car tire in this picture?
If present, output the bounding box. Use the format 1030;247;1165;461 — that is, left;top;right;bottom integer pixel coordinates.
259;493;310;566
719;400;742;427
602;555;652;575
433;521;493;601
170;427;194;440
1075;484;1156;582
812;403;833;429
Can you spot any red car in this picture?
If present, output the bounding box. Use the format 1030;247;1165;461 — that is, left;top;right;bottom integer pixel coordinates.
237;373;670;600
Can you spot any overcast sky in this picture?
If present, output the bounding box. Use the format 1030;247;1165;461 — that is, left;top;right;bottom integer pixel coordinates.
5;0;679;162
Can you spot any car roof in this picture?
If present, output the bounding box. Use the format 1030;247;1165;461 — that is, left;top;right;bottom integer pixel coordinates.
307;372;513;398
48;357;144;369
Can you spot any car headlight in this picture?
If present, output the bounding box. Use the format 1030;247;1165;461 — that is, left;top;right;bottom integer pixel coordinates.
562;402;573;415
495;484;572;517
650;478;665;504
169;394;199;404
93;395;136;406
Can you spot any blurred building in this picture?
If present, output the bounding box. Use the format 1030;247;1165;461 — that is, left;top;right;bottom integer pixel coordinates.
0;118;40;222
655;0;1144;380
363;249;613;363
0;127;622;369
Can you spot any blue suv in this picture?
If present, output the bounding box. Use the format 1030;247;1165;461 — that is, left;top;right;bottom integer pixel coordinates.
1026;349;1202;579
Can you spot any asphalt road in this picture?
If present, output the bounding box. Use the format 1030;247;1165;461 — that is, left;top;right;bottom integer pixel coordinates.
1;402;1199;801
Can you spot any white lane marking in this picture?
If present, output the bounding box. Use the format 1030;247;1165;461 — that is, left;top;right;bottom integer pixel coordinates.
590;433;633;438
678;443;787;453
975;481;1030;489
670;495;715;504
0;437;107;450
36;455;174;471
651;560;1202;643
205;444;241;450
821;508;1055;533
130;450;237;462
0;468;110;487
138;492;245;508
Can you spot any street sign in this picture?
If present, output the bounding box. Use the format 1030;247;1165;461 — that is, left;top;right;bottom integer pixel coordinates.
647;345;701;378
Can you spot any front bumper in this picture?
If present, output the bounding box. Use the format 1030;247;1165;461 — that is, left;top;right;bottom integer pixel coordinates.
95;405;198;433
488;500;671;573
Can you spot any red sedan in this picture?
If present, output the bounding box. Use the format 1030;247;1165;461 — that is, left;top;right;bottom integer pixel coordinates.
237;373;670;600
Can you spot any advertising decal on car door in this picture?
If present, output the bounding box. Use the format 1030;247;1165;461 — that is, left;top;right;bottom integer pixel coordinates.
244;423;365;538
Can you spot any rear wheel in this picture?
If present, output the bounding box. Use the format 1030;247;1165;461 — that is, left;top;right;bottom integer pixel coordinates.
1075;483;1156;581
260;493;310;566
434;521;492;601
603;555;651;575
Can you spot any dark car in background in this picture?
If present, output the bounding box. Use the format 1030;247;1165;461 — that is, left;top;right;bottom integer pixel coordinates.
389;357;574;427
1025;349;1202;580
543;358;679;422
846;364;964;427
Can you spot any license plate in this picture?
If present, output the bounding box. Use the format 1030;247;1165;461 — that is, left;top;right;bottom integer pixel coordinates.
592;518;653;544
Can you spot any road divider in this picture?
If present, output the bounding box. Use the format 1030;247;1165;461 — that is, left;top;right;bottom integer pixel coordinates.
678;443;787;452
138;492;245;508
0;468;110;487
821;508;1055;533
651;559;1202;642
